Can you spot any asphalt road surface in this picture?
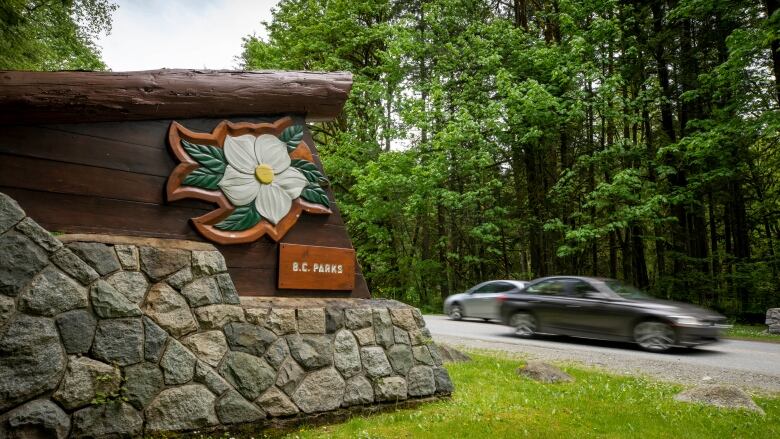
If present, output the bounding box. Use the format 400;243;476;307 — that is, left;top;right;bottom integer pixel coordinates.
424;315;780;393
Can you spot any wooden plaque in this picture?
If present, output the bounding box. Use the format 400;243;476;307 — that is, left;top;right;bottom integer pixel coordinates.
278;243;356;290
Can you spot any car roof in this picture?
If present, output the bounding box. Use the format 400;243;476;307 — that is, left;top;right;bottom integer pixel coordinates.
529;276;613;284
478;279;527;287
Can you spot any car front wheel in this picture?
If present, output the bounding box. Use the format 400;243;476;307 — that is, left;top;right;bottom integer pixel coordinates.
633;321;675;352
510;312;536;337
448;304;463;321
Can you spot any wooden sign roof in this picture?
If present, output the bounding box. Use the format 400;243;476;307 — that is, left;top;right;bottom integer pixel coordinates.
0;69;352;125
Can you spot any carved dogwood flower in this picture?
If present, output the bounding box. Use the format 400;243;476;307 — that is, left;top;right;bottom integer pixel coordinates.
218;134;308;224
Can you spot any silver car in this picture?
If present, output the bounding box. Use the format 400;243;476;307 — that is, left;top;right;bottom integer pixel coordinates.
443;280;527;321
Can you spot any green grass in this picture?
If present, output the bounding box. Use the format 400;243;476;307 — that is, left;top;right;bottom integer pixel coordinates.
726;324;780;343
283;352;779;439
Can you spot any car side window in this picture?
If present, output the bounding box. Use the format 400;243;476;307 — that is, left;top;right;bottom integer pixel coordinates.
569;280;598;297
494;282;516;293
471;283;497;295
526;280;567;296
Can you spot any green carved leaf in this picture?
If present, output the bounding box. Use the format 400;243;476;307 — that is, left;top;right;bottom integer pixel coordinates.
291;159;329;185
182;167;222;190
215;204;262;231
279;125;304;152
181;139;226;174
300;183;330;208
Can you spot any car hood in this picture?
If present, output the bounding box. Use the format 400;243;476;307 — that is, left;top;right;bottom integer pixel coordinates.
623;298;725;319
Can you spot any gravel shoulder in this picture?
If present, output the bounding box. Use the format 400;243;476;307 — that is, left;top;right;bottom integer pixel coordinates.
425;315;780;394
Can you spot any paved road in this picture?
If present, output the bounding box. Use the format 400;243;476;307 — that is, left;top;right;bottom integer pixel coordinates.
424;315;780;393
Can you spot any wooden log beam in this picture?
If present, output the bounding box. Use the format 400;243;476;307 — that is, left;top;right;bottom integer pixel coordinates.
0;69;353;125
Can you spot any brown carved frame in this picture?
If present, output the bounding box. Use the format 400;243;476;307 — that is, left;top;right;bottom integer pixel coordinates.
167;117;332;244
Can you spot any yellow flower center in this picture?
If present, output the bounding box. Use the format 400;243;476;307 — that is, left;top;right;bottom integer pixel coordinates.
254;164;274;184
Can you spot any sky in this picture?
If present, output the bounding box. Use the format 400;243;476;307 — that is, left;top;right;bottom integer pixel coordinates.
97;0;280;71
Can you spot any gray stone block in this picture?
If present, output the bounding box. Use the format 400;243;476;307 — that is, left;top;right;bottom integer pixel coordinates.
343;375;374;406
160;339;196;385
0;231;48;296
143;316;168;363
224;321;277;357
334;329;361;378
52;356;120;410
387;344;414;375
143;282;198;337
0;315;66;411
114;244;139;270
15;217;62;253
145;384;219;432
194;360;231;396
257;386;299;417
373;308;394;348
90;279;142;318
19;265;88;316
407;365;436;396
139;246;190;281
67;242;121;276
216;273;240;304
276;357;305;396
166;266;193;290
264;337;289;370
374;376;408;402
292;368;345;413
70;401;143;438
181;330;228;367
91;318;143;366
50;247;99;286
216;390;265;424
219;351;276;401
433;366;454;394
181;276;223;307
288;334;334;370
344;308;372;329
105;270;148;305
192;250;227;276
124;362;164;410
361;346;392;378
0;192;25;234
2;399;70;439
55;309;97;354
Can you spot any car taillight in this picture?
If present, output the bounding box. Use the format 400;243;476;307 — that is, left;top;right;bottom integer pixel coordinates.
497;294;507;302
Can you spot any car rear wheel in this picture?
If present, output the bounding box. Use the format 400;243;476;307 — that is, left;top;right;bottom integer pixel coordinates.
448;304;463;321
510;312;536;337
633;321;675;352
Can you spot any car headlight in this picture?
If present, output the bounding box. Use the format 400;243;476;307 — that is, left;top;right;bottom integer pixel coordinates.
669;315;706;326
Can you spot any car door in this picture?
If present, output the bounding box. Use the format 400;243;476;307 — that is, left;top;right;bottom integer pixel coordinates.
560;280;630;338
461;283;494;317
464;282;506;318
472;281;518;319
522;279;572;332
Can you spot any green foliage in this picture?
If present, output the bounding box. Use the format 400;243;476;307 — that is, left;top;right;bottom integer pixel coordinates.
243;0;780;318
0;0;116;70
215;204;262;231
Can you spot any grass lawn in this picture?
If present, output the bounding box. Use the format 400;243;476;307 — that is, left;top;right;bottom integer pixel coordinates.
726;324;780;343
282;352;779;439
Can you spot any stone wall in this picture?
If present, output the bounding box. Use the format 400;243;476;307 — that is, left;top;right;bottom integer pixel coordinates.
767;308;780;334
0;192;453;438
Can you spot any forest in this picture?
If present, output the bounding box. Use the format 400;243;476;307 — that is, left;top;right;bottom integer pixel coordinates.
2;0;779;320
242;0;780;320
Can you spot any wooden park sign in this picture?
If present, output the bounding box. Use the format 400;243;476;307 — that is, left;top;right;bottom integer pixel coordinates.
0;69;370;298
278;244;356;290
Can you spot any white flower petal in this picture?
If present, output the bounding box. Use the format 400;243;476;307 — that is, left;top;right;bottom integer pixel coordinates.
275;168;308;200
218;165;260;206
255;184;292;225
224;134;259;174
255;134;291;172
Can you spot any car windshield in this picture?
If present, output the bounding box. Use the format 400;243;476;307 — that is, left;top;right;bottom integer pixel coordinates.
605;280;650;299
